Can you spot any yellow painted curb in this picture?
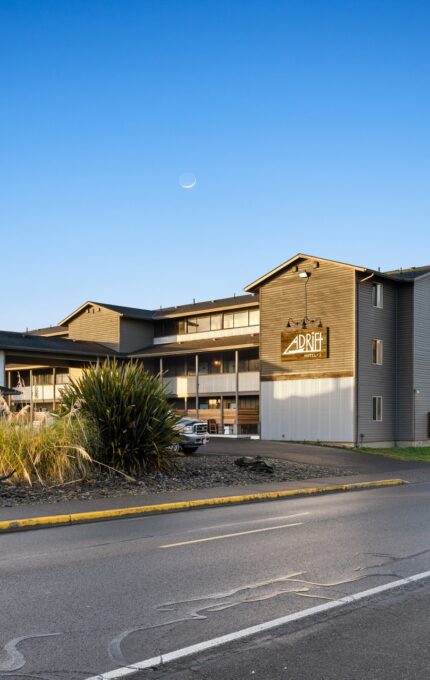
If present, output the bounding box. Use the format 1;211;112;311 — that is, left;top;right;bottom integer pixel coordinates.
0;479;407;534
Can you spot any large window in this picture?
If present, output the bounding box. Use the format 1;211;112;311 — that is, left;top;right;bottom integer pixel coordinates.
155;308;260;337
372;283;383;309
163;357;186;377
372;339;383;365
238;348;259;372
372;396;383;421
233;310;249;328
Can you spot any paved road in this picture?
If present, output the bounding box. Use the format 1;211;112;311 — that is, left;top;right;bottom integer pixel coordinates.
205;437;429;476
2;482;430;678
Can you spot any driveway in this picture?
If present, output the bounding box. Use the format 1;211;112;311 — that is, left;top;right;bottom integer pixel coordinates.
204;437;430;477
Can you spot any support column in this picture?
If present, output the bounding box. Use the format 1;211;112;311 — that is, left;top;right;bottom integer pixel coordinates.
0;350;5;389
195;354;199;420
30;369;34;422
52;367;56;410
220;394;224;435
159;357;163;377
234;350;239;436
7;370;12;409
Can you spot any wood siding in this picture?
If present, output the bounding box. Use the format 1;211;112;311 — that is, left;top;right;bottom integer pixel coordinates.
259;258;355;380
414;275;430;441
120;319;154;353
67;305;120;350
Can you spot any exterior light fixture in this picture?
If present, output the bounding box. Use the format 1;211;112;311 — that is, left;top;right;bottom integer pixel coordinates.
285;270;323;330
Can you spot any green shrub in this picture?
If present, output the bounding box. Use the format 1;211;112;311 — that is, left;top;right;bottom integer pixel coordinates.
60;358;180;473
0;417;95;486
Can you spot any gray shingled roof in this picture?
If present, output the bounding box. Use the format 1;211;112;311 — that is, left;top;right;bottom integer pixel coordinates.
132;333;259;357
0;330;116;357
152;294;258;319
90;302;154;320
28;326;68;336
384;265;430;280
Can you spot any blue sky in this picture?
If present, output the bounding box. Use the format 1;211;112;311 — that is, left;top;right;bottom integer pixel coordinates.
1;0;429;330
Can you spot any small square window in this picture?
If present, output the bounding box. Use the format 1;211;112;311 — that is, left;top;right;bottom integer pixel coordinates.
372;339;383;365
372;283;383;308
372;396;383;421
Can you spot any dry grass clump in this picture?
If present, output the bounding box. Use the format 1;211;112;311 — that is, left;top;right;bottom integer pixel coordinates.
0;417;96;486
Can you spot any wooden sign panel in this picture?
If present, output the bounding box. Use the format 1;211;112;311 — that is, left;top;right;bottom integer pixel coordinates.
281;327;328;361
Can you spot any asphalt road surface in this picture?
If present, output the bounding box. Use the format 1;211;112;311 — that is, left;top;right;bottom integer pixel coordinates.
2;482;430;679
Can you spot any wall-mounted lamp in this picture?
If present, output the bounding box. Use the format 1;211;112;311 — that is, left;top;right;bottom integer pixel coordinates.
285;270;323;330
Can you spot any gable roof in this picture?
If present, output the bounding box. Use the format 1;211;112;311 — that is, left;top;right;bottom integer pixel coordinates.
59;301;154;325
244;253;367;293
59;295;259;326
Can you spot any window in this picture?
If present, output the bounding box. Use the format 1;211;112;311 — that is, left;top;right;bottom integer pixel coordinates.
249;309;260;326
186;356;196;376
196;316;211;332
223;351;236;373
223;312;234;329
234;310;249;328
238;348;259;372
372;339;383;365
372;283;383;308
372;396;383;421
187;317;198;333
199;353;222;374
211;314;223;330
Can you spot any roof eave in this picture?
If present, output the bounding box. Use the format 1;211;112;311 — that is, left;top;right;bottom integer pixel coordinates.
244;253;367;292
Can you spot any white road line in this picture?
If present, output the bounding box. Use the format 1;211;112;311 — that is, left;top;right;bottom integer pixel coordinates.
192;511;310;532
160;522;304;548
83;568;430;680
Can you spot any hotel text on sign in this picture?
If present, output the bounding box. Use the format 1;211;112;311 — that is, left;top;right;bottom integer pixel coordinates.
281;328;328;361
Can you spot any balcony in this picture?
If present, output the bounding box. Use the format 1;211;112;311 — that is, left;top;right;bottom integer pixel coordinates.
164;372;259;395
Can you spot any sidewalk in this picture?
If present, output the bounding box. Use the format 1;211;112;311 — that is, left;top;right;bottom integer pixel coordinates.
0;468;418;523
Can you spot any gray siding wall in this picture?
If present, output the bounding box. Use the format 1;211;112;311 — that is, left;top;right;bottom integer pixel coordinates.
396;285;414;441
120;319;154;353
414;275;430;441
357;277;397;443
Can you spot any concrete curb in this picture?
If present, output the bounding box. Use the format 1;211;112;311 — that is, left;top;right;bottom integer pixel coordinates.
0;479;407;534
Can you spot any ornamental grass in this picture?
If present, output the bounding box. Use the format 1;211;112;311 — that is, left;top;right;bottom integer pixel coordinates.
0;417;96;486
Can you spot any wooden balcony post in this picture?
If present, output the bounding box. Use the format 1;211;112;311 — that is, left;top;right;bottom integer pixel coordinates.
195;354;199;420
52;367;56;410
234;350;239;435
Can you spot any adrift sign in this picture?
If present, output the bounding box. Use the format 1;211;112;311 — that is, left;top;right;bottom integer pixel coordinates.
281;328;328;361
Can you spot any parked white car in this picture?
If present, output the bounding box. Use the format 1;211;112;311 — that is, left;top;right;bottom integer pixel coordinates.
174;417;209;453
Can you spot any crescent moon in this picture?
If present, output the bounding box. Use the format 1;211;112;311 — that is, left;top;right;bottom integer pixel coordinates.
179;173;197;189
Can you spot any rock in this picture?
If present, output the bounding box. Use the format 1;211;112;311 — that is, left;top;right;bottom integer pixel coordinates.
234;456;275;474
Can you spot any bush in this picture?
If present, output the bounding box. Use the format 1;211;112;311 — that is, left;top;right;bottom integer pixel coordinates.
0;418;95;486
60;359;180;474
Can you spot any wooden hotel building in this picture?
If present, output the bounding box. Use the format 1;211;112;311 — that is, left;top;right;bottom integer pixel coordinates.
1;253;430;446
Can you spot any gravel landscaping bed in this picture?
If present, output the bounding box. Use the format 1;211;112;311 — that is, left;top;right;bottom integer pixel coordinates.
0;454;356;507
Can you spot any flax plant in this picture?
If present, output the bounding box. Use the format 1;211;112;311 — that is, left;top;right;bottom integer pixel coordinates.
60;358;180;474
